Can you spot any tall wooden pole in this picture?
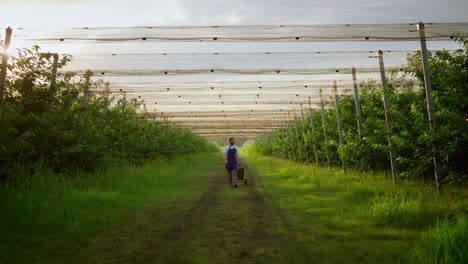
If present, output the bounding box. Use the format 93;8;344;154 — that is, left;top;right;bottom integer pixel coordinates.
282;113;287;158
352;67;364;138
78;70;93;144
378;50;397;185
49;54;59;96
287;111;297;161
352;68;367;176
417;22;442;193
121;91;127;115
132;98;137;124
334;81;347;174
46;53;59;113
294;108;303;161
102;82;110;116
320;89;332;170
0;27;12;117
300;103;310;164
308;97;320;165
274;116;280;157
80;70;92;127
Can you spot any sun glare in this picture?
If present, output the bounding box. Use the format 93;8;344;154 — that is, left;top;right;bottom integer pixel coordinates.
4;37;86;57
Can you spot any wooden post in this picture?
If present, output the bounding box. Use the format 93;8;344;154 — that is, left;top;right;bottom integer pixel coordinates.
102;82;110;116
294;108;303;160
352;68;364;138
0;27;12;116
300;103;310;164
282;113;288;159
46;53;59;113
352;67;367;176
164;113;169;125
121;91;127;115
417;22;442;193
79;70;92;127
320;89;332;170
378;50;397;185
274;120;280;157
308;97;320;165
287;111;297;161
334;81;347;174
132;98;137;124
49;54;59;96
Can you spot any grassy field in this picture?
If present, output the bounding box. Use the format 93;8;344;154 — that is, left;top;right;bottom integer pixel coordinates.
1;150;465;263
0;152;221;263
242;151;467;264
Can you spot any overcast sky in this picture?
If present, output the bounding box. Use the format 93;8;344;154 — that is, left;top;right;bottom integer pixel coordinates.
1;0;467;28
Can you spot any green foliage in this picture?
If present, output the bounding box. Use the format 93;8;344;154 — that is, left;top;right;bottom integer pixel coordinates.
251;38;468;186
0;45;217;179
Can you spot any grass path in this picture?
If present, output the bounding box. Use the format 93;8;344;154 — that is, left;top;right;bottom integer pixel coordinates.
70;161;302;263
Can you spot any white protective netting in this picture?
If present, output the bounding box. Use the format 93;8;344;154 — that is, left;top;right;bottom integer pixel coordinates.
6;23;468;42
2;23;464;139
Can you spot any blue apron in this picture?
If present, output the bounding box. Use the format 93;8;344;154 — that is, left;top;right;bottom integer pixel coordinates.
225;145;238;171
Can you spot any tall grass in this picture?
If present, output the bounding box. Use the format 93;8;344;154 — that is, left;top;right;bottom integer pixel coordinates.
242;148;466;263
410;215;467;264
0;152;220;263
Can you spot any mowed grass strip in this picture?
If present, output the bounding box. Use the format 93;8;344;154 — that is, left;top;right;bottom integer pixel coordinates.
243;152;466;264
153;168;297;264
0;152;221;264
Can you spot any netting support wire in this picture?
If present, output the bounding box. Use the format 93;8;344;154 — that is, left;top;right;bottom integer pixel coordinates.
378;50;398;185
308;97;320;165
417;22;442;194
320;89;332;171
300;103;310;164
0;27;12;118
334;81;347;175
